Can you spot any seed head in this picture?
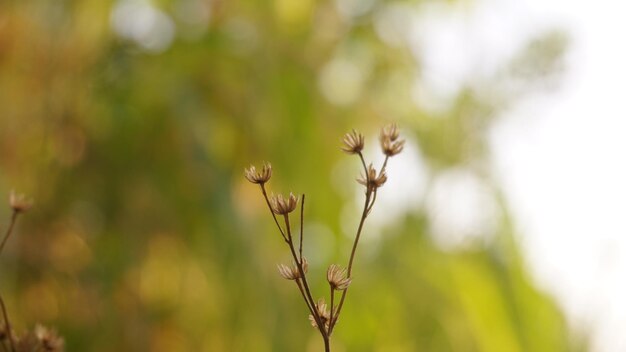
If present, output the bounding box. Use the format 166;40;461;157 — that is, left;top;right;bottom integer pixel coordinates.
34;324;64;352
244;162;272;184
327;264;351;290
9;190;32;213
277;264;299;280
381;138;405;157
381;123;400;141
380;124;404;157
269;192;298;215
357;164;387;189
341;130;365;154
309;298;331;330
277;257;308;280
0;323;14;341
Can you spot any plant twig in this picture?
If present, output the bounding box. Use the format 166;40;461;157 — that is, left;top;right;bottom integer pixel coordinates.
299;195;305;262
330;188;371;333
0;211;18;257
329;287;335;333
0;296;15;352
284;214;327;339
260;184;288;243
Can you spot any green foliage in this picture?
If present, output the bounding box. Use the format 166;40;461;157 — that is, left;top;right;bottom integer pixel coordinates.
0;0;582;351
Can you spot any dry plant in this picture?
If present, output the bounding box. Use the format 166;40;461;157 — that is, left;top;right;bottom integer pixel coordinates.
0;192;64;352
245;124;404;351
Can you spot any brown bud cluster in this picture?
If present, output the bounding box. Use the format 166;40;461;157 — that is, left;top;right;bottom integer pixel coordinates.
357;164;387;189
341;130;364;154
269;193;298;215
1;324;65;352
326;264;351;290
244;162;272;184
309;298;331;330
9;191;32;213
277;257;309;280
380;123;404;157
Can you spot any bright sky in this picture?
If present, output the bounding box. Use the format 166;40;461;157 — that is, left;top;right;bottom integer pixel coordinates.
408;0;626;350
360;0;626;350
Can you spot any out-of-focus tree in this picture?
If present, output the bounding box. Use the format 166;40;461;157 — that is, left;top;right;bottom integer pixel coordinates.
0;0;583;351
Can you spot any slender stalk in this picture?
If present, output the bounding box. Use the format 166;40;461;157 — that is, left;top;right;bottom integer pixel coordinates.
0;212;18;257
295;279;315;319
366;189;377;215
259;184;288;243
323;335;330;352
380;156;389;174
299;195;305;262
331;191;370;333
0;297;15;352
0;211;19;352
358;153;368;181
284;215;327;339
330;152;379;333
329;287;335;334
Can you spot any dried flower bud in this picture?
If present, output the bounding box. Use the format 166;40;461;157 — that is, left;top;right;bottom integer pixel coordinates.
327;264;351;290
381;123;400;142
34;324;64;352
380;124;404;157
269;192;298;215
341;130;364;154
277;258;308;281
0;324;12;341
381;138;404;157
9;190;32;213
309;298;331;330
244;162;272;184
357;164;387;189
277;263;300;280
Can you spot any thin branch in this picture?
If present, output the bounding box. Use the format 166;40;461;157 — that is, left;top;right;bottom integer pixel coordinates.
259;184;288;243
380;155;390;174
0;296;15;352
366;189;378;215
299;194;305;262
0;212;18;257
330;187;372;333
358;152;368;182
329;287;335;335
323;334;330;352
284;215;327;339
295;279;316;320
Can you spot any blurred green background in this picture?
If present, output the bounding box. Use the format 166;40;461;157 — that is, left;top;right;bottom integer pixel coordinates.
0;0;583;351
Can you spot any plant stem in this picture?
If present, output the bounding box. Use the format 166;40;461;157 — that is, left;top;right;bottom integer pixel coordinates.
284;215;327;340
329;287;335;333
330;152;375;333
259;184;288;242
0;212;18;257
0;211;19;352
324;334;331;352
0;297;15;352
299;195;305;261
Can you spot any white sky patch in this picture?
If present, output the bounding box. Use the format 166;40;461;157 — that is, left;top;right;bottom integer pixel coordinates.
408;1;533;113
111;0;176;53
426;168;499;251
365;136;429;230
401;0;626;349
481;0;626;350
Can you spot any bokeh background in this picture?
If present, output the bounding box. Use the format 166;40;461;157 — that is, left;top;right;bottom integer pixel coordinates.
0;0;611;351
